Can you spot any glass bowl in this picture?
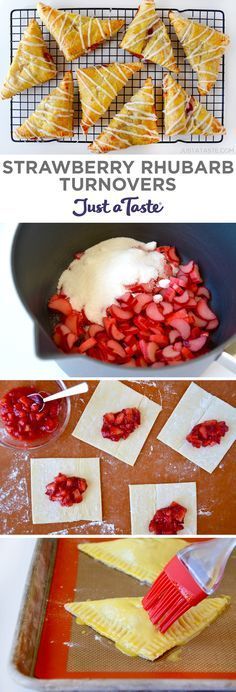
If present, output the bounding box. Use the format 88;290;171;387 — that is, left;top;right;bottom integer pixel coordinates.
0;380;71;450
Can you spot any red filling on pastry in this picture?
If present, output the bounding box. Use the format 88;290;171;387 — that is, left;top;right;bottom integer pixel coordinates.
186;419;228;448
149;501;187;535
45;473;88;507
101;406;141;441
0;386;60;441
48;245;219;367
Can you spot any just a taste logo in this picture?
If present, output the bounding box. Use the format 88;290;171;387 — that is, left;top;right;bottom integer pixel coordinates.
73;197;164;217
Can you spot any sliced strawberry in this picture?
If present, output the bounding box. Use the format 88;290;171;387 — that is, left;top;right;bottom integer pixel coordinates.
45;472;87;506
48;294;72;316
187;420;229;448
149;502;187;535
102;406;140;441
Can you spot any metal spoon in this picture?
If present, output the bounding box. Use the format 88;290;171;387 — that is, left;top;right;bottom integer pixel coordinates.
27;382;89;412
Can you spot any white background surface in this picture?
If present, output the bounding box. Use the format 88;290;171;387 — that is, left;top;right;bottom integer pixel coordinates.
0;222;236;378
0;0;235;154
0;536;36;692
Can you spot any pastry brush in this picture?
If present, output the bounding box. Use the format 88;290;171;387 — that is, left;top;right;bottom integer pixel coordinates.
142;538;235;633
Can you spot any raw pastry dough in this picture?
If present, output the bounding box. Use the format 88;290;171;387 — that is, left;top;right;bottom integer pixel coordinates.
79;537;187;584
0;19;56;100
37;3;124;61
89;77;160;153
15;72;74;140
129;482;197;535
77;62;142;134
169;11;230;95
120;0;178;72
65;595;230;661
157;382;236;474
72;380;161;466
163;73;226;136
30;457;102;524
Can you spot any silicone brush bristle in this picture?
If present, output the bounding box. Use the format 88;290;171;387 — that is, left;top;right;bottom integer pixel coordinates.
142;555;206;633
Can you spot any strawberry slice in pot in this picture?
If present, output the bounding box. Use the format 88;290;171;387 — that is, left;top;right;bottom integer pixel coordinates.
48;294;72;316
149;502;187;535
186;420;229;448
45;472;88;507
101;407;141;441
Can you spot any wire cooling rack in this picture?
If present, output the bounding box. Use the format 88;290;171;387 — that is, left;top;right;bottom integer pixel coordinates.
10;7;225;144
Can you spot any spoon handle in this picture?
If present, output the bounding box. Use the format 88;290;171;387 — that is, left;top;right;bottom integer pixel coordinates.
43;382;88;403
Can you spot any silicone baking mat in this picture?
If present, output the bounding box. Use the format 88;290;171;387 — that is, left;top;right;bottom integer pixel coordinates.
34;538;235;680
10;6;225;144
0;379;235;535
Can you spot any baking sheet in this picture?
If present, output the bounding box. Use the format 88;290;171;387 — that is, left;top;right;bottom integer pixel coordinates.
10;6;225;144
0;379;235;535
33;538;236;680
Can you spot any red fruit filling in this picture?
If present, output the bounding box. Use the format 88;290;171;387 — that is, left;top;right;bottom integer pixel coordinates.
101;407;141;441
48;245;219;368
186;419;229;448
45;472;88;507
0;386;60;442
149;502;187;535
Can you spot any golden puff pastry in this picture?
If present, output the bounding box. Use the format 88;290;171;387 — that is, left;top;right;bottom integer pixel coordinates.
89;77;160;153
163;73;226;136
65;595;230;661
15;72;74;140
37;3;124;62
79;537;188;584
120;0;159;57
77;62;142;134
0;19;56;100
169;11;230;96
120;0;178;72
142;18;178;71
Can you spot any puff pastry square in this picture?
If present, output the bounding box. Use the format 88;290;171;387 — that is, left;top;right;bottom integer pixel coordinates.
79;537;188;584
37;3;124;61
163;74;226;137
89;77;160;152
0;19;56;100
15;72;74;140
129;482;197;535
72;380;161;467
65;596;230;661
77;62;142;134
157;382;236;474
31;457;102;524
169;11;230;96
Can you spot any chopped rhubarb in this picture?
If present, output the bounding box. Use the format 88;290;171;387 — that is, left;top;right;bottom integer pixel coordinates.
48;244;219;367
101;407;141;441
186;420;229;448
0;386;60;442
45;472;87;507
149;502;187;535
